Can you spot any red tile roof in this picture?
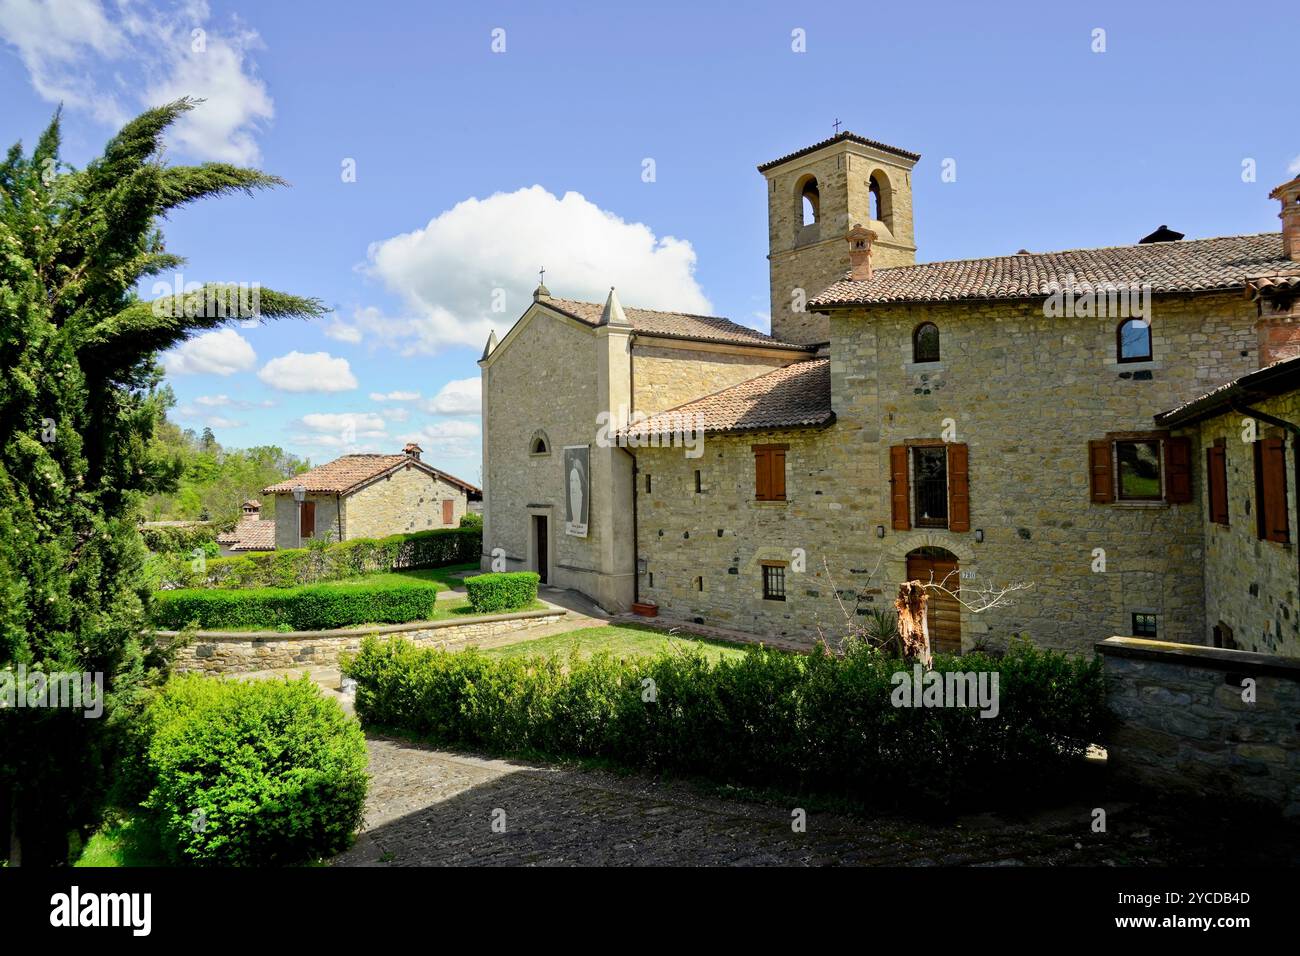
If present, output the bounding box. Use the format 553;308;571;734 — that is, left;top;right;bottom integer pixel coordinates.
625;359;833;437
216;517;275;551
809;233;1296;307
543;297;807;350
1155;353;1300;427
263;454;481;496
756;130;921;171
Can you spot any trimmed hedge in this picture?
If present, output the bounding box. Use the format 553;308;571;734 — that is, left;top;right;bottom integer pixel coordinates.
141;674;368;866
343;637;1107;808
464;571;539;613
153;526;480;590
152;580;441;630
140;523;219;555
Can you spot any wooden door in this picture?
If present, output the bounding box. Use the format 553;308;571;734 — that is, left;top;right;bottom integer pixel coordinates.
442;499;455;526
299;500;316;539
533;515;548;584
906;550;961;655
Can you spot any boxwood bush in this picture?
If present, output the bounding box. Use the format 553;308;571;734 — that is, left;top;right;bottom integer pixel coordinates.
152;580;440;630
464;571;540;613
153;526;480;590
141;674;368;866
343;636;1107;808
140;523;219;555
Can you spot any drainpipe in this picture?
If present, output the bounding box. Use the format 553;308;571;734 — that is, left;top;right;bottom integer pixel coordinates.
1230;399;1300;600
621;446;639;605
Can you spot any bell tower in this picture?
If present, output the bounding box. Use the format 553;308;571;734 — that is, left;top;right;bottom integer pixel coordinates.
758;131;920;345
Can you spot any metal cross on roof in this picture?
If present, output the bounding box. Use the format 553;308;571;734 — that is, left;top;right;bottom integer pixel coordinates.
539;266;545;285
833;118;842;135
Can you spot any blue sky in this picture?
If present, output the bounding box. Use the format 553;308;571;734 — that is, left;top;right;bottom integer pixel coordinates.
2;0;1295;482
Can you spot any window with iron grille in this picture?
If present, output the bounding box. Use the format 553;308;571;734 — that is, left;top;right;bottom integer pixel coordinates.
1132;613;1158;638
912;446;948;528
762;563;786;601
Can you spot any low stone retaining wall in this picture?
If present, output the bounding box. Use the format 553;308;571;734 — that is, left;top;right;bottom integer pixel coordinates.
163;607;566;675
1097;636;1300;817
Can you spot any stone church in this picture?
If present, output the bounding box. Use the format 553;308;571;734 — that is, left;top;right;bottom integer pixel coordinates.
480;130;1300;656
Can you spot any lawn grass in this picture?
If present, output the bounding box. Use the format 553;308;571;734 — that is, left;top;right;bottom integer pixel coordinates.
74;813;165;867
325;561;479;592
482;622;751;662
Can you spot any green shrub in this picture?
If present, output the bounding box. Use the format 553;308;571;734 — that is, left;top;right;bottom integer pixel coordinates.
151;526;481;590
139;524;219;555
152;580;441;630
344;636;1107;808
464;571;540;613
459;512;483;529
141;674;368;866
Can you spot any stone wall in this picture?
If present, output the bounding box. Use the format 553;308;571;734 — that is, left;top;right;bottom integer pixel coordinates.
272;492;341;549
637;291;1265;654
1195;390;1300;655
344;465;467;540
633;343;796;416
167;608;565;675
1098;636;1300;817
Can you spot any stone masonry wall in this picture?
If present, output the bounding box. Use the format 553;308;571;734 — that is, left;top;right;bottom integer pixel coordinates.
273;492;341;549
1098;637;1300;817
169;609;563;675
633;344;796;416
344;465;467;540
638;291;1264;654
1197;391;1300;655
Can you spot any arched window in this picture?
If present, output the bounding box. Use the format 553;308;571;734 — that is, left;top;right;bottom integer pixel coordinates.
1117;319;1152;363
798;175;820;226
913;322;940;363
869;175;882;222
529;430;550;455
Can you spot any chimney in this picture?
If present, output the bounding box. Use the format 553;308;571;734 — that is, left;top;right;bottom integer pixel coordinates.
1270;176;1300;262
242;499;260;515
403;442;423;460
847;224;877;281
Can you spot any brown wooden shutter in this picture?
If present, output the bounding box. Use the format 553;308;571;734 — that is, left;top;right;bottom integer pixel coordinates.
947;442;970;532
754;448;771;500
1088;440;1114;503
442;499;455;525
1207;442;1228;525
300;500;316;538
1163;436;1192;503
1257;437;1290;543
771;449;786;501
889;445;910;530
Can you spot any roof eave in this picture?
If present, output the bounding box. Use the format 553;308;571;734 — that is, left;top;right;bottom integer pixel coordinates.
1155;360;1300;427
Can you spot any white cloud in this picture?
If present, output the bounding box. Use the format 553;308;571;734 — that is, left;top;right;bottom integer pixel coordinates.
162;328;257;376
293;412;388;452
425;378;480;415
324;318;364;344
383;407;410;424
1289;155;1300;176
192;393;274;409
342;186;712;355
0;0;273;163
203;415;244;429
397;420;482;465
258;351;357;392
370;390;421;402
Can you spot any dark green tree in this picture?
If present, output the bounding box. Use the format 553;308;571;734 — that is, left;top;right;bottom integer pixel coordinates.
0;100;324;864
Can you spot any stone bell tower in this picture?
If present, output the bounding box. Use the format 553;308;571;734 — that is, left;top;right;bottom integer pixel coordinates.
758;131;920;345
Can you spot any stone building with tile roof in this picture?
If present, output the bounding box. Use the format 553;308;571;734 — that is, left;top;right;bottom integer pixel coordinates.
481;130;1300;656
262;443;481;550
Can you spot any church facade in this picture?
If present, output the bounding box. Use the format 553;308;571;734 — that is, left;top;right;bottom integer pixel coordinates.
480;131;1300;656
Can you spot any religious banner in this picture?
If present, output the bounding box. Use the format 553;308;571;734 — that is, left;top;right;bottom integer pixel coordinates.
563;445;590;537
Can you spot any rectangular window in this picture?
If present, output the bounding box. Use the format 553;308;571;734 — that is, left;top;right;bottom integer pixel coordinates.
1132;613;1158;638
1116;439;1162;500
694;469;702;494
762;563;786;601
912;446;948;528
647;572;653;589
442;498;455;526
645;473;652;494
1255;436;1290;543
753;444;787;501
1206;440;1228;525
299;500;316;539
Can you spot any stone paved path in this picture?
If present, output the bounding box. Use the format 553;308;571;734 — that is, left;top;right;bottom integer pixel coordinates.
332;735;1297;867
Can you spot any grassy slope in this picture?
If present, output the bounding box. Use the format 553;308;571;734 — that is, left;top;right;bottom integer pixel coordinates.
482;623;751;662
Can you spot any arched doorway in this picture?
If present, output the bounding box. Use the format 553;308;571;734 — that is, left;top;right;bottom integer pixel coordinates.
905;546;961;654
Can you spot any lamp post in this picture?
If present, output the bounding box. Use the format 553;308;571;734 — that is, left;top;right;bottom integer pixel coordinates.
292;483;306;548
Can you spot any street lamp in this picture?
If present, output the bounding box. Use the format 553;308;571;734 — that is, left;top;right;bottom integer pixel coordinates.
292;483;306;548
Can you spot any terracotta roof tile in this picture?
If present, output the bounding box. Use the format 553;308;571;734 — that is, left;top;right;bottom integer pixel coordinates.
626;359;833;437
217;517;275;551
809;233;1296;307
544;297;807;350
263;454;481;496
756;131;921;171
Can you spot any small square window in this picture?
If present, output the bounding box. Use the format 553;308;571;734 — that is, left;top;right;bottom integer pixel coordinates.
1132;613;1158;638
1116;440;1162;500
762;564;786;601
